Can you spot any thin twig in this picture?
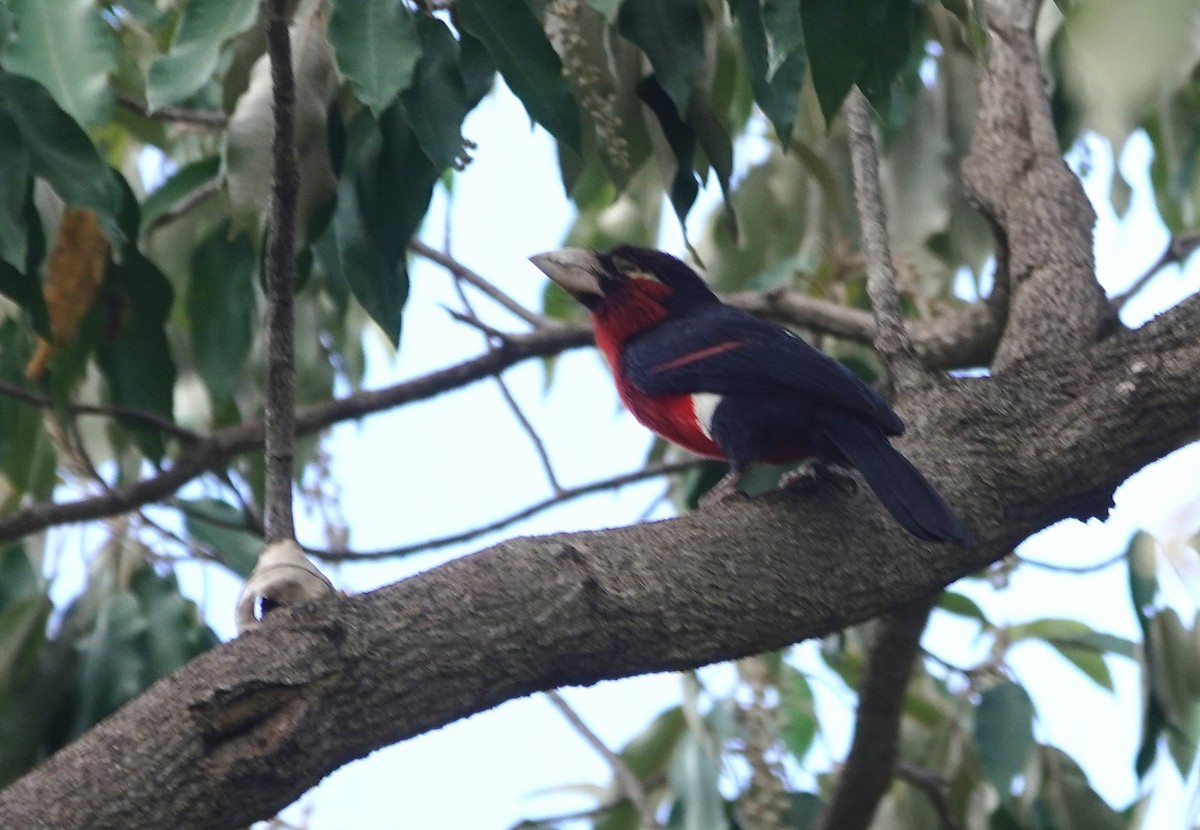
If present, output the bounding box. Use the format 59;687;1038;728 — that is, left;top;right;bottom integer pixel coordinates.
263;0;299;542
143;180;221;234
1111;231;1200;311
0;379;200;443
410;238;550;328
311;460;700;562
114;89;229;129
448;252;564;494
546;690;660;830
1015;548;1128;574
896;764;962;830
845;88;922;390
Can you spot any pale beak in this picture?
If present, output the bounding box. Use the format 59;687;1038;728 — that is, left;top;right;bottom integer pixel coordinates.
529;248;604;302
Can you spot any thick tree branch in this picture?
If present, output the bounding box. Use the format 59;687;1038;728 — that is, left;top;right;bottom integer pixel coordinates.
961;0;1108;371
2;313;1197;828
813;600;935;830
845;88;922;390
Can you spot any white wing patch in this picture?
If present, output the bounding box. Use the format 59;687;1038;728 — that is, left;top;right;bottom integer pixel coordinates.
691;393;724;440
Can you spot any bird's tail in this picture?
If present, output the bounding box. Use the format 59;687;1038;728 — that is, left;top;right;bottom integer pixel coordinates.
824;419;973;546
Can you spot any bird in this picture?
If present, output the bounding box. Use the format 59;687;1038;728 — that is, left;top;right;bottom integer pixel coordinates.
529;244;973;546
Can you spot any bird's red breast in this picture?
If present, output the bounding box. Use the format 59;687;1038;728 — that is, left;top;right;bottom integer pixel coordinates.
589;277;726;459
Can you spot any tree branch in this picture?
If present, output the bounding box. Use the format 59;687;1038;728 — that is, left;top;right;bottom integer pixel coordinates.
845;87;922;390
114;90;229;129
2;315;1197;827
814;599;935;830
961;0;1108;371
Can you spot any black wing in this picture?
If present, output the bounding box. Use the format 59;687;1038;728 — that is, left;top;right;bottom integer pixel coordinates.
622;304;903;434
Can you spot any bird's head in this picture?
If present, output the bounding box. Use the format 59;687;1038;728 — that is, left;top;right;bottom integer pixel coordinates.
530;245;717;343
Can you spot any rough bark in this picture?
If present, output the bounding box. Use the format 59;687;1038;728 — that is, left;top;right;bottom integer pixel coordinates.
0;299;1197;828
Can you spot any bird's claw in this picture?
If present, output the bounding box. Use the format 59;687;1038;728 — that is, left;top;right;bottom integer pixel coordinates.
780;459;859;497
235;539;336;634
699;470;745;509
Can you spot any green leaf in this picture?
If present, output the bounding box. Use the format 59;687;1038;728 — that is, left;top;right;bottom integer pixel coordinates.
617;0;704;116
973;681;1036;795
800;0;919;123
688;98;738;240
787;791;824;830
147;0;258;108
181;498;261;577
457;0;581;150
0;107;28;271
936;590;989;629
129;567;218;678
0;594;50;692
737;0;807;145
779;665;818;761
139;156;221;232
0;544;38;610
1;0;116;126
328;0;420;114
761;0;805;81
96;240;177;462
401;16;470;171
637;75;699;226
0;74;120;223
1037;746;1126;830
187;222;255;406
621;705;687;780
1049;643;1114;692
668;730;730;830
146;41;222;111
69;592;150;740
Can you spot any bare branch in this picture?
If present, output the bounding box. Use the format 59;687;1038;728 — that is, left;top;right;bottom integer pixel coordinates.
546;690;660;830
410;238;550;328
1110;230;1200;312
0;379;201;444
814;599;936;830
262;0;299;543
845;88;922;389
1015;548;1128;574
114;90;229;129
311;460;700;562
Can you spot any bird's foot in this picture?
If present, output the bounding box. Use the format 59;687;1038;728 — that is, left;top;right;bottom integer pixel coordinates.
699;470;745;509
779;459;859;497
235;539;336;633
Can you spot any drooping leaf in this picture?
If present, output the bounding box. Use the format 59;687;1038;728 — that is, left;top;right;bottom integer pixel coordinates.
779;664;818;761
68;591;150;740
637;75;699;226
457;0;581;150
1037;746;1126;830
936;590;989;629
618;0;705;116
800;0;920;123
737;0;807;145
688;98;738;240
620;705;687;780
401;16;471;171
973;681;1036;795
457;29;497;110
96;239;177;462
0;108;29;272
787;791;825;830
328;0;420;114
0;74;121;224
147;0;258;108
181;498;262;577
1;0;116;126
187;222;255;406
0;544;38;611
668;729;730;830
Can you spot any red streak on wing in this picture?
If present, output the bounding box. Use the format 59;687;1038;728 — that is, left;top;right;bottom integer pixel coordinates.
650;339;750;373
